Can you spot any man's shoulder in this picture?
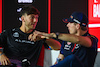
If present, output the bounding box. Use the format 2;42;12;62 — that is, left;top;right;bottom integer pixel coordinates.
88;34;98;42
3;28;19;32
1;28;19;36
11;28;19;31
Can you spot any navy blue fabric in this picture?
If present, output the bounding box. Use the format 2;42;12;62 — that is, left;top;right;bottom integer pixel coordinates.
51;54;84;67
51;32;98;67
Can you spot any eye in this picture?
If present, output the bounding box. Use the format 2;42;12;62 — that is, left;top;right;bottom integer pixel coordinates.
35;16;39;19
30;15;39;19
30;16;34;19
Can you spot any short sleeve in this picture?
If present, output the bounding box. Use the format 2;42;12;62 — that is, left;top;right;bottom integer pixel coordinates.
60;41;65;55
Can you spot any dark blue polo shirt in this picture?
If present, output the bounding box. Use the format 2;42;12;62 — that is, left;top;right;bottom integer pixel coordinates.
60;32;98;67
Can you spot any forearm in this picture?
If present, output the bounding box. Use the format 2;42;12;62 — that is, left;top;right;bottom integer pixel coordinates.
55;33;92;47
45;38;61;50
58;34;79;43
51;33;79;43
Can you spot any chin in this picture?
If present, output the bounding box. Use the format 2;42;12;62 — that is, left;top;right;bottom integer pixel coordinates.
29;27;34;30
33;26;36;29
69;32;73;34
69;31;71;34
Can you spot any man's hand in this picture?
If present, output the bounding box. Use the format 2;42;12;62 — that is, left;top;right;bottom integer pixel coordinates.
28;30;61;50
0;53;11;65
28;31;43;42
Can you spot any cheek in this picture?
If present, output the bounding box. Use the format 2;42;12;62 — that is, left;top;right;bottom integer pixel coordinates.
25;18;29;23
36;19;38;22
70;25;75;29
25;20;31;25
72;26;77;31
33;22;37;29
34;22;37;26
69;26;76;32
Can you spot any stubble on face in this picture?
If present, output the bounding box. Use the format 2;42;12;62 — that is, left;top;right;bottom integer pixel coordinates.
67;23;77;35
24;14;39;30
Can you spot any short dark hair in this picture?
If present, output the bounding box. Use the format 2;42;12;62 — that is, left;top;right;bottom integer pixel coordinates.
80;25;88;31
20;5;40;16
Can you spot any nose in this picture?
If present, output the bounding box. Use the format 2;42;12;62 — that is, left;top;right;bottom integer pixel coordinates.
67;22;70;27
33;18;36;23
33;17;38;23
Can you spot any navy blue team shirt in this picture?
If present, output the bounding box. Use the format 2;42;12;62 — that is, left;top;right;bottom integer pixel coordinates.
60;32;98;67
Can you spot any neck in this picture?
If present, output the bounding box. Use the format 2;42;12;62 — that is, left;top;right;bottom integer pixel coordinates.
75;30;87;36
20;26;33;33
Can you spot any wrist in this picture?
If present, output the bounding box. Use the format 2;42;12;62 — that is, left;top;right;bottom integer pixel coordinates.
55;32;60;39
56;58;61;63
0;52;4;56
52;33;56;38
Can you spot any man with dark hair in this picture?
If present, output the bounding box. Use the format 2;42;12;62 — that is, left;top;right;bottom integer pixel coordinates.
0;5;61;67
32;12;98;67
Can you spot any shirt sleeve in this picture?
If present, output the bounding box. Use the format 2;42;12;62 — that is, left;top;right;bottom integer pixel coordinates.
0;30;7;46
42;38;49;49
60;41;65;55
88;35;98;51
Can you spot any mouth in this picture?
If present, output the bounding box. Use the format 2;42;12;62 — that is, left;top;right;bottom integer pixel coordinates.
68;28;70;32
31;24;35;26
31;23;36;27
68;28;70;30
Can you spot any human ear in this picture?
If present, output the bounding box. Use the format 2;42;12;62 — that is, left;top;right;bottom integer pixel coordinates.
76;24;80;29
21;16;25;22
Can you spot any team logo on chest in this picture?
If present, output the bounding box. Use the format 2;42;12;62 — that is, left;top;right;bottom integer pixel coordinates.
75;44;80;49
13;32;19;37
64;42;80;51
64;42;71;50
